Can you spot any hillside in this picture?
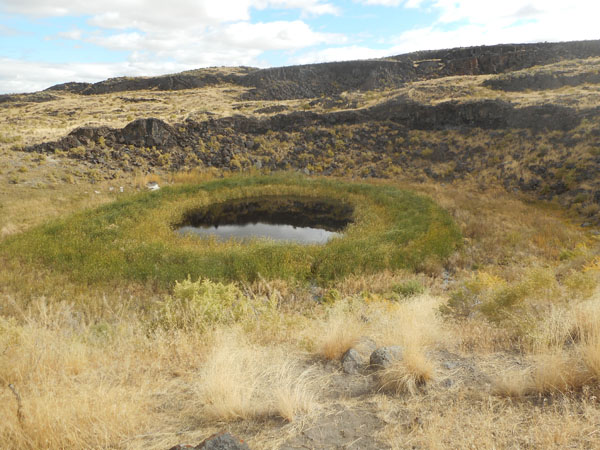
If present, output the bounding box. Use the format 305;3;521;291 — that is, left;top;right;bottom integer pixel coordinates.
1;40;600;449
2;40;599;225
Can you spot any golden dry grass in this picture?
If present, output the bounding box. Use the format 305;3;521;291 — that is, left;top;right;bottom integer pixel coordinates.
192;329;319;422
377;349;436;395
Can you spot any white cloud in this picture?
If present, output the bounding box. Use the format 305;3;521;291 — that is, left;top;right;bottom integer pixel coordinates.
387;0;600;53
2;0;599;94
255;0;339;16
358;0;404;5
0;0;343;93
222;21;345;50
291;45;390;64
1;0;338;26
355;0;425;6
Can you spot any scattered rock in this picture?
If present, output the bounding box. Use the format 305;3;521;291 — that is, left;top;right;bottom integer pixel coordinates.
440;378;455;388
443;361;458;370
354;337;377;357
342;348;363;374
370;346;403;369
169;432;251;450
147;182;160;191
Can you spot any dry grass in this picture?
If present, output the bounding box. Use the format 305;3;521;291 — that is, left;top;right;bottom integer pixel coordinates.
380;393;600;449
371;295;447;351
0;301;157;449
377;349;436;395
192;329;319;423
313;300;366;360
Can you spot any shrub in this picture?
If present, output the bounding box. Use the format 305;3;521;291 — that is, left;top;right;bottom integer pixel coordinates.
391;280;425;299
154;277;251;331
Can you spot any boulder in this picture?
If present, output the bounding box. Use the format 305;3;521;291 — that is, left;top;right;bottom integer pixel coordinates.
341;349;363;374
168;432;251;450
121;118;178;148
370;346;403;369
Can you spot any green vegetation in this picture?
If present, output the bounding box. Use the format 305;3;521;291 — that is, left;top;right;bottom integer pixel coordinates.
0;174;461;286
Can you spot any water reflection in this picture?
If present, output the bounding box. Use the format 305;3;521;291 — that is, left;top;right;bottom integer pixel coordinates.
177;222;341;244
174;195;353;245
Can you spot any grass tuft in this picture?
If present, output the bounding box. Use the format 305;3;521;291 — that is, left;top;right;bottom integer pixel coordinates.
377;349;436;395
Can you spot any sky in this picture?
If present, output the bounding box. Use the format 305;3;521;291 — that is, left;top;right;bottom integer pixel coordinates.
1;0;599;94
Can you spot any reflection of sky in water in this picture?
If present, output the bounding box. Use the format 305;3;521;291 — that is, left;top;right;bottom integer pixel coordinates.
177;223;341;244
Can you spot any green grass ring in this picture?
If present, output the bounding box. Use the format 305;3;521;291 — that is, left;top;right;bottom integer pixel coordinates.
1;175;462;286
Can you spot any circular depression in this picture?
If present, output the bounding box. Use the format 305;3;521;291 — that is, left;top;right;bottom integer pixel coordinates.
174;196;354;244
3;175;462;284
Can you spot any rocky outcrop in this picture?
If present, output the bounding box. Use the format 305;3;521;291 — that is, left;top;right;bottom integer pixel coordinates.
240;40;600;100
19;85;600;225
484;71;600;91
239;60;415;100
44;68;256;95
168;432;251;450
119;118;179;148
390;40;600;76
0;92;58;104
32;40;600;100
27;100;585;158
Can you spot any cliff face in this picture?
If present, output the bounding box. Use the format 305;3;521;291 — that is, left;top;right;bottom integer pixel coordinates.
240;40;600;100
34;39;600;100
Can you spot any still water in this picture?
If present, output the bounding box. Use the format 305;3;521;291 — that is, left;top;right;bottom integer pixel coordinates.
177;222;340;244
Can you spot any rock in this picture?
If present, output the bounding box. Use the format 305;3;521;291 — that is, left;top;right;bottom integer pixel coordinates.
354;337;377;356
442;361;458;370
370;346;403;369
168;432;251;450
147;182;160;191
122;118;178;148
581;222;593;228
441;378;454;388
341;348;363;374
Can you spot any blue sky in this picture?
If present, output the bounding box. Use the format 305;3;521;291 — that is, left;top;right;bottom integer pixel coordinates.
1;0;599;93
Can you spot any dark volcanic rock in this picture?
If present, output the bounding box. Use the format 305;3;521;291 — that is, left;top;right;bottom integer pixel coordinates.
45;82;92;94
370;346;403;369
241;40;600;100
484;71;600;91
0;92;58;104
120;118;178;148
169;432;251;450
39;40;600;100
45;68;257;95
240;59;415;100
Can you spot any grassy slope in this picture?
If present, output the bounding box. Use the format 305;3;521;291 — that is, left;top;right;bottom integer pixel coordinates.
1;175;460;286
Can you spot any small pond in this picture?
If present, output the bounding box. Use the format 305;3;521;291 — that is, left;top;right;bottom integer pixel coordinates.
175;195;354;245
